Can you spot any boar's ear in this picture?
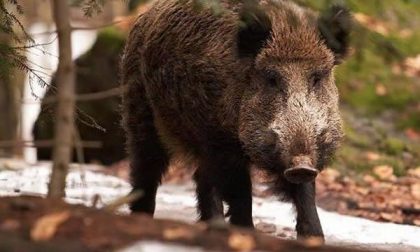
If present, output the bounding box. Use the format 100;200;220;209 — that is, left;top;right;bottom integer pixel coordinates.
237;3;272;58
318;5;352;64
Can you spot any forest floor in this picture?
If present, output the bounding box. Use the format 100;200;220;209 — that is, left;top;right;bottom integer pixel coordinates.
0;159;420;251
0;195;381;252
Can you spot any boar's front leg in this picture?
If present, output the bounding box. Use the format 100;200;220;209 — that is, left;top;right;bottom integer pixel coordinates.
194;168;224;221
202;149;254;228
221;166;254;228
195;145;254;227
281;180;324;240
293;182;324;240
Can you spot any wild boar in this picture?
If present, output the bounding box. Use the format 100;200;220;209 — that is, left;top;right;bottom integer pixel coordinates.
121;0;351;240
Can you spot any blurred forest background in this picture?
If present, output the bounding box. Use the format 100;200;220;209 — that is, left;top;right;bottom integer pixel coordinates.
1;0;418;175
297;0;420;178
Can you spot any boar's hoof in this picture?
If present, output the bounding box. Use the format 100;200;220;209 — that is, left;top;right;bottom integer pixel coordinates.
283;166;318;184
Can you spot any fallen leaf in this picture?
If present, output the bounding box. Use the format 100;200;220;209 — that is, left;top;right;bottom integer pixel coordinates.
353;13;389;35
30;211;70;241
356;187;370;195
327;182;343;191
228;232;256;251
321;168;340;183
0;219;20;231
408;167;420;178
302;237;324;248
255;222;276;234
392;64;402;75
375;83;387;96
380;213;394;221
365;152;381;161
373;165;394;180
358;202;374;209
399;28;413;38
337;201;348;213
363;174;377;184
163;227;195;240
411;184;420;200
390;198;403;206
404;55;420;77
405;128;420;140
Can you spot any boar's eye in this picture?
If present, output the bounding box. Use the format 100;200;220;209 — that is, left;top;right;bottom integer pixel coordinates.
310;70;329;89
264;70;284;90
266;70;277;86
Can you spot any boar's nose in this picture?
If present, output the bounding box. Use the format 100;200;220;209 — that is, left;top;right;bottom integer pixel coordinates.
283;155;318;184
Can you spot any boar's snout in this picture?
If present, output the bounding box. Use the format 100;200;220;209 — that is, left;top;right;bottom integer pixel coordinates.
284;155;318;184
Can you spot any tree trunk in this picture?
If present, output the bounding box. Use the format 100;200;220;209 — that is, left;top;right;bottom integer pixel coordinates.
0;33;22;158
48;0;75;198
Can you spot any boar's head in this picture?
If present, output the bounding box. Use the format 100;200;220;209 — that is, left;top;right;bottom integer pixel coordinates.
237;2;351;184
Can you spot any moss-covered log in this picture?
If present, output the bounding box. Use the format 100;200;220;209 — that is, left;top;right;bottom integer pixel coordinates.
33;28;126;165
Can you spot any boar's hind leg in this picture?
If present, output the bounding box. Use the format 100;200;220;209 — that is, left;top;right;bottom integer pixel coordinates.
124;82;169;215
283;181;324;240
194;168;224;222
128;119;169;215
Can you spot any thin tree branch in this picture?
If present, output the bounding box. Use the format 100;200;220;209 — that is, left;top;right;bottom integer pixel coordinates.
29;21;122;36
0;140;102;148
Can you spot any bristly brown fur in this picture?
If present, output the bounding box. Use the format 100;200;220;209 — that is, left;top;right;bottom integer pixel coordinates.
121;0;351;240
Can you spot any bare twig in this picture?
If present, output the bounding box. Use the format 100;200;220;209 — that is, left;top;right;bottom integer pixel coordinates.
102;191;144;212
0;140;102;149
71;20;122;31
10;37;58;50
29;21;123;36
402;207;420;215
47;85;126;104
73;127;85;164
21;85;127;104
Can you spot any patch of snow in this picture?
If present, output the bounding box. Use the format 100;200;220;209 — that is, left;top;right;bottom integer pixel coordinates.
119;241;204;252
1;161;420;251
0;162;130;207
320;207;420;247
252;197;420;249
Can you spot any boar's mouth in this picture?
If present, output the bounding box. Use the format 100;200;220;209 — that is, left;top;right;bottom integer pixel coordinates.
283;155;318;184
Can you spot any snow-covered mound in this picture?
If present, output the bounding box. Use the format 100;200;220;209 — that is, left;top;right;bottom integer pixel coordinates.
0;160;419;251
